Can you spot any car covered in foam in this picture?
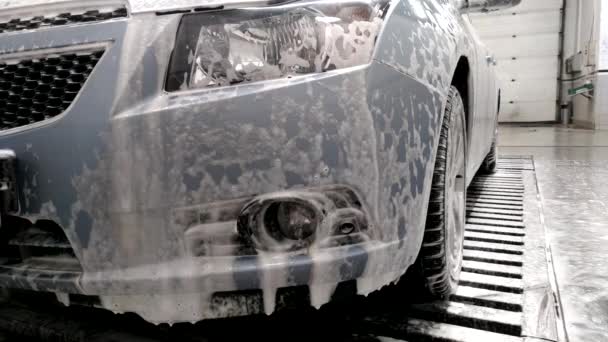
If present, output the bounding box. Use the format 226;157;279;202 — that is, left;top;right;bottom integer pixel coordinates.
0;0;518;323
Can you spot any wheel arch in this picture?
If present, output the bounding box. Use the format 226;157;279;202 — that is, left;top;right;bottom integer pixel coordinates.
450;56;472;135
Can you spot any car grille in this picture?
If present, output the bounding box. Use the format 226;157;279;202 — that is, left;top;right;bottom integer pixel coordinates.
0;49;105;131
0;7;128;34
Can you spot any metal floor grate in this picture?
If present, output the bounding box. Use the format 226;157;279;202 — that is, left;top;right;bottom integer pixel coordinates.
496;155;534;171
388;160;529;341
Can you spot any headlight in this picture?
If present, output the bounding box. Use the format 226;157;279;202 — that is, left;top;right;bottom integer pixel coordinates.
165;0;390;91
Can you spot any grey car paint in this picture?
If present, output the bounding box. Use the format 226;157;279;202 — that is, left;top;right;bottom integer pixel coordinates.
0;0;503;323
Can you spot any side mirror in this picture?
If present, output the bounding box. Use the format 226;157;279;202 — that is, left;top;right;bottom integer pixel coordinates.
460;0;522;13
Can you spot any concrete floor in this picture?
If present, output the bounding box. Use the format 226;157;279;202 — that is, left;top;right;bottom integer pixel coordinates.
499;126;608;342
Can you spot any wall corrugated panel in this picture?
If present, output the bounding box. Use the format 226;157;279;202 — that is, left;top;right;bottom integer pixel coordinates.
498;58;559;80
487;33;560;58
471;0;562;122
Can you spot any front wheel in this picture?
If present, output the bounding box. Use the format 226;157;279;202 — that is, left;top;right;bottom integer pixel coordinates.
415;86;467;298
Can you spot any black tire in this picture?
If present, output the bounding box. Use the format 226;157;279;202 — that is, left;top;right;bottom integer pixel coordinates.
479;141;498;174
415;86;467;298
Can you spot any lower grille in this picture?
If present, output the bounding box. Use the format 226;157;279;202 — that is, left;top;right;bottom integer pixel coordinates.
0;48;104;131
0;216;82;293
0;217;76;262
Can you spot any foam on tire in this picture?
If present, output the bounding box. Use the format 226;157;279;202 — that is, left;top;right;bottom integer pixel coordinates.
416;86;466;298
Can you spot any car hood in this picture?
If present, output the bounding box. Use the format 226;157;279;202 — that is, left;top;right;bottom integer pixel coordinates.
0;0;281;15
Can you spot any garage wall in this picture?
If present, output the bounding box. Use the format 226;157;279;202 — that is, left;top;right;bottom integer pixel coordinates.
596;1;608;130
470;0;563;123
560;0;607;130
566;0;600;128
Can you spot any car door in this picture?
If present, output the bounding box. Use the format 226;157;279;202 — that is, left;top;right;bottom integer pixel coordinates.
482;47;499;150
460;13;493;179
487;56;500;141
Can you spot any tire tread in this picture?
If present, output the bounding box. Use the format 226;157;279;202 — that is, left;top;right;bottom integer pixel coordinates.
416;86;465;298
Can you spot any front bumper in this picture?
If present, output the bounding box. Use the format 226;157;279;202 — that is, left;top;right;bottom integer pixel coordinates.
0;8;444;322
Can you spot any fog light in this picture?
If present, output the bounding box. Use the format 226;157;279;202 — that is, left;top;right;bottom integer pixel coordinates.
265;202;316;241
339;222;356;235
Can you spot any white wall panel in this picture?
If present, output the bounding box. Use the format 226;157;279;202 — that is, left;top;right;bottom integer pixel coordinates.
501;78;558;102
499;101;557;122
486;33;560;58
555;0;608;129
473;11;561;37
497;57;559;80
595;74;608;129
471;0;562;123
483;0;561;14
600;0;608;69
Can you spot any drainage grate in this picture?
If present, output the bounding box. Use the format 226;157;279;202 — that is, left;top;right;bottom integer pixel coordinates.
496;156;535;171
359;158;531;342
398;168;526;341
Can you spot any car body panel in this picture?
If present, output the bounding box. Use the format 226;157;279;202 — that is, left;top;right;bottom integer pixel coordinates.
375;0;499;181
0;0;500;323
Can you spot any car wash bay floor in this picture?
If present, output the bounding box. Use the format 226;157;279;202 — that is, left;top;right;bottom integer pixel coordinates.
499;125;608;342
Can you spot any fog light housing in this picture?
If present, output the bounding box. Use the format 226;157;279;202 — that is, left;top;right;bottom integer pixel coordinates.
237;186;369;252
265;202;317;241
238;195;324;252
